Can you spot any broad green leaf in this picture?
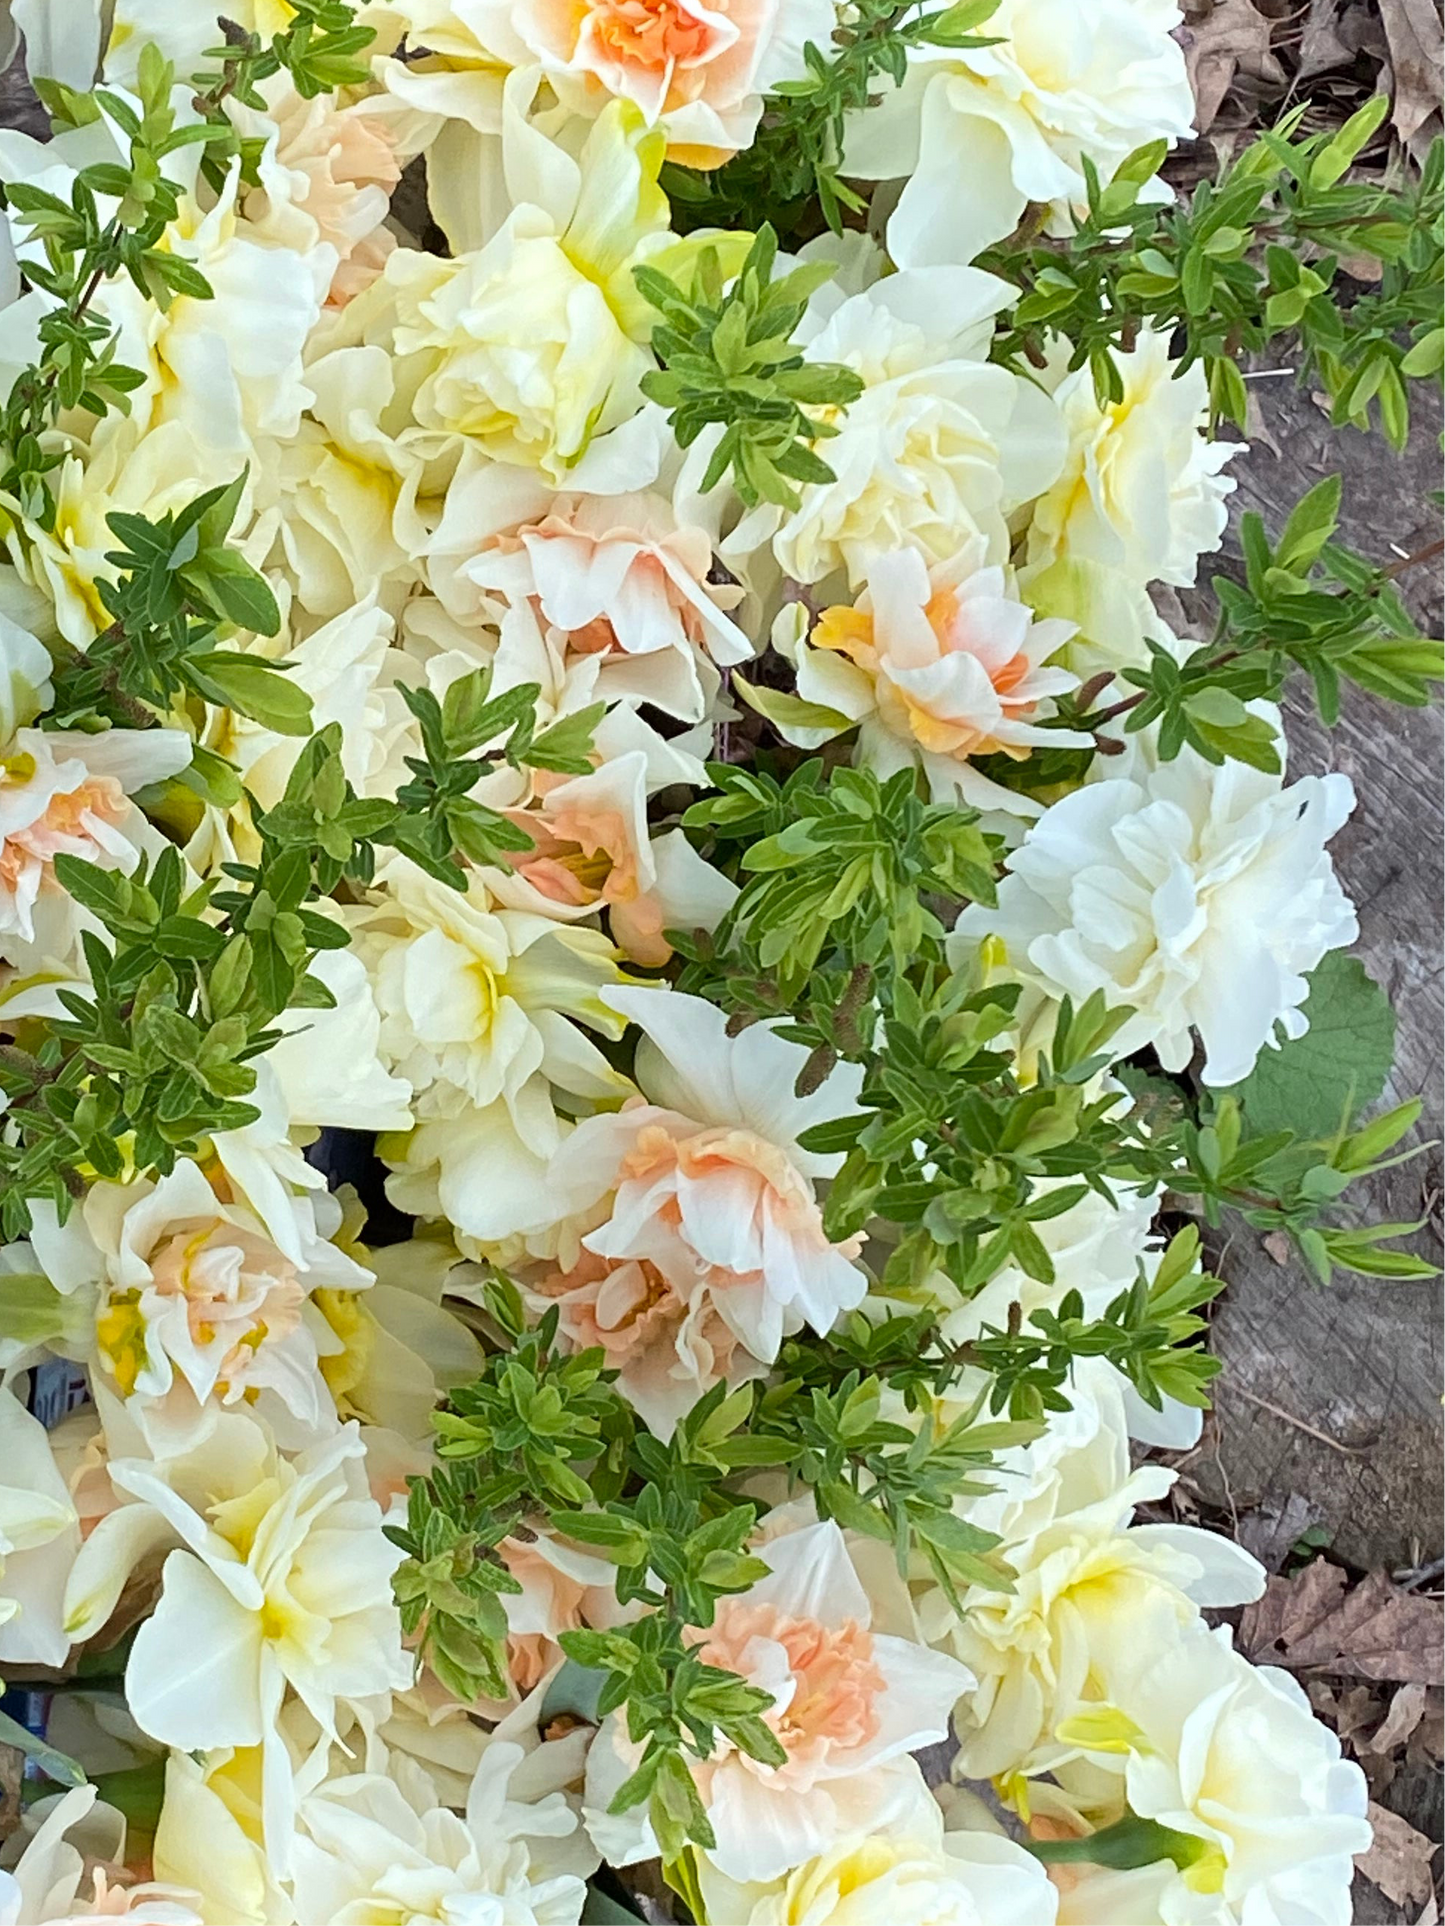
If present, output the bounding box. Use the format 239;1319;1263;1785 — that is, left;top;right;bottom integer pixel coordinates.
1225;952;1397;1139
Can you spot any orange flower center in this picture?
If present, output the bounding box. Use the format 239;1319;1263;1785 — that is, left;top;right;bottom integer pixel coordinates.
697;1602;886;1758
589;0;717;69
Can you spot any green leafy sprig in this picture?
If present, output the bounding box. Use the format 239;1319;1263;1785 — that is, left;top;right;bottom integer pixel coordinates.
636;225;865;510
1073;477;1444;768
982;102;1444;446
664;0;1003;234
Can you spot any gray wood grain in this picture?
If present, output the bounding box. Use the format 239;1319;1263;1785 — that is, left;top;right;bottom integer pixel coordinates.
1178;367;1443;1576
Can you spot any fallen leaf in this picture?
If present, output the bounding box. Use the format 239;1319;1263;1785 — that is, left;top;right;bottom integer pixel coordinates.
1365;1681;1430;1755
1186;0;1287;131
1262;1229;1293;1264
1298;0;1357;75
1240;1553;1346;1650
1379;0;1445;140
1358;1803;1438;1907
1240;1559;1445;1684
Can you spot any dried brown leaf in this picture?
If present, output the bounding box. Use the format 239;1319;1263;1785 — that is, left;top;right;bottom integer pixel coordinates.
1365;1681;1430;1755
1187;0;1288;131
1239;1559;1445;1684
1298;0;1358;76
1240;1553;1346;1649
1358;1803;1438;1907
1380;0;1445;141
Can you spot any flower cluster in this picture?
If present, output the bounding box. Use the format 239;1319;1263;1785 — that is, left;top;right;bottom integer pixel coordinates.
0;3;1436;1924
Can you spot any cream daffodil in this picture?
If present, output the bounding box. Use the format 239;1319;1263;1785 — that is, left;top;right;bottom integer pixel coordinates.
27;1154;372;1455
360;73;742;482
348;851;634;1129
585;1518;972;1884
696;1771;1058;1926
0;1782;203;1925
1048;1620;1371;1926
498;714;739;965
287;1736;595;1926
0;1388;80;1669
722;267;1066;596
63;1416;410;1871
1025;330;1241;590
932;1363;1264;1784
845;0;1195;269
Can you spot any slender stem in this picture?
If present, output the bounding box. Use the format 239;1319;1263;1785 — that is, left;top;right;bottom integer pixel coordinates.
1381;536;1444;581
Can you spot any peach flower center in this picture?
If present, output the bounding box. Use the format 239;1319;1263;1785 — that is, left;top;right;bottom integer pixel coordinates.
621;1122;821;1238
128;1219;306;1399
587;0;721;72
539;1247;684;1361
815;599;1037;760
0;774;128;892
698;1601;886;1764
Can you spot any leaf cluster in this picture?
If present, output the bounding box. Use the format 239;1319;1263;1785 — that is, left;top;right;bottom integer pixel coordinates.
46;473;309;742
983;101;1444;447
663;0;1002;235
1078;476;1443;767
195;0;377;113
636;226;864;510
386;670;602;888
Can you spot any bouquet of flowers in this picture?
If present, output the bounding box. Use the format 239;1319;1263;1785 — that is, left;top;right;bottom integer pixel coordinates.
0;1;1438;1921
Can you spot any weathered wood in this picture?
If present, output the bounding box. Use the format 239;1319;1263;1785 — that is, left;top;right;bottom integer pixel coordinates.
1178;367;1444;1576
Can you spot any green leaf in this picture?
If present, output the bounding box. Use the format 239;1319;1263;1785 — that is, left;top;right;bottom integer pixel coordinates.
1224;952;1397;1139
733;675;853;737
185;653;314;736
0;1708;87;1789
1029;1814;1213;1874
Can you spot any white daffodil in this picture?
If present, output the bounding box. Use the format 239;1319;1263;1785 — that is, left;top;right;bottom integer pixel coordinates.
586;1518;972;1884
696;1770;1058;1926
772;538;1084;815
924;1361;1264;1784
1050;1621;1371;1926
1025;332;1242;589
5;0;103;90
722;268;1065;597
954;740;1358;1085
287;1740;593;1926
546;986;870;1385
0;1389;80;1669
0;615;51;741
63;1416;410;1871
263;947;417;1137
846;0;1195;268
0;1782;202;1924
